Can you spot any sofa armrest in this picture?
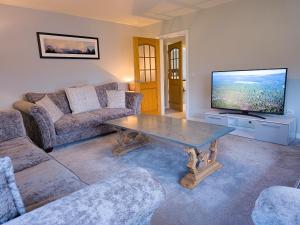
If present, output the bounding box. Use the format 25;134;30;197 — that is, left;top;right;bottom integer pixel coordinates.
126;92;143;114
0;110;26;142
5;167;165;225
252;186;300;225
13;101;56;150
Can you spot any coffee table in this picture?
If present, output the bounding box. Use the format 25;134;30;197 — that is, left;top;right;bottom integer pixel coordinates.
106;115;234;189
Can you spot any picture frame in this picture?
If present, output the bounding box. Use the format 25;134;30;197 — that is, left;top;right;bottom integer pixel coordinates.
37;32;100;59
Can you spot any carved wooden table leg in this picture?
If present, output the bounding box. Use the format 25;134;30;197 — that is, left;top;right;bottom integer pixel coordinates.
112;127;149;156
180;140;222;189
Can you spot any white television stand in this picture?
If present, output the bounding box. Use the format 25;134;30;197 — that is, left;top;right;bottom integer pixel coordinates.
204;111;297;145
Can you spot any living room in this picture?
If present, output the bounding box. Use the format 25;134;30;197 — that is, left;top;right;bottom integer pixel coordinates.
0;0;299;225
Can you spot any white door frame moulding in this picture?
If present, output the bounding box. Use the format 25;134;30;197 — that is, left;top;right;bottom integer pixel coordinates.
157;30;189;118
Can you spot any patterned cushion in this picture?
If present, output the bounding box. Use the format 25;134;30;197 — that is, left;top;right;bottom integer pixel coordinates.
0;157;25;224
25;91;71;114
36;96;64;123
65;86;101;114
94;82;118;107
106;90;126;108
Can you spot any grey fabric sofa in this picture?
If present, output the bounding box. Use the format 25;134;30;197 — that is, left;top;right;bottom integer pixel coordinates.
252;185;300;225
0;110;165;224
0;110;82;211
13;82;142;152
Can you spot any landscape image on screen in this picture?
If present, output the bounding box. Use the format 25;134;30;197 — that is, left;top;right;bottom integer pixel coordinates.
212;69;287;113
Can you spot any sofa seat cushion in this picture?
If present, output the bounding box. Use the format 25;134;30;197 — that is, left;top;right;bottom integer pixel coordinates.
15;159;86;211
90;108;135;121
0;137;51;173
55;108;134;135
54;112;104;135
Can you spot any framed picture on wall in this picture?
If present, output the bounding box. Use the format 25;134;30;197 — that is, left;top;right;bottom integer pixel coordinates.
37;32;100;59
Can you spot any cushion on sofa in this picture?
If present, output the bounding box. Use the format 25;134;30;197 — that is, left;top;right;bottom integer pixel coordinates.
25;91;71;114
36;96;64;123
15;159;86;211
0;157;25;224
65;85;101;114
94;82;118;107
0;137;51;173
54;108;134;135
106;90;126;108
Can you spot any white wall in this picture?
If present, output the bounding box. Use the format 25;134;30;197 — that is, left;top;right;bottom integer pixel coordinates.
0;5;140;108
141;0;300;134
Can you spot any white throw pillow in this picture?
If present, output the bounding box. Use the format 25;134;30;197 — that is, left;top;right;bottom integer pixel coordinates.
36;95;64;123
106;90;126;108
65;85;101;114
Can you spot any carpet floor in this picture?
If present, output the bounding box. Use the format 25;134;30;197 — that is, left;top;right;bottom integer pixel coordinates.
50;134;300;225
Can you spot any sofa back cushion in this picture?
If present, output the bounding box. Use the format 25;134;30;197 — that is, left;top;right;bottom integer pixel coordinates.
25;91;71;114
0;110;26;142
95;82;118;108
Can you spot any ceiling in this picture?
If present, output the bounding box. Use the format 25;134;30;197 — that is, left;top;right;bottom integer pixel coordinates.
0;0;235;27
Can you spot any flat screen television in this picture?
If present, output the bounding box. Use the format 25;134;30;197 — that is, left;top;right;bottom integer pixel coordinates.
211;68;287;117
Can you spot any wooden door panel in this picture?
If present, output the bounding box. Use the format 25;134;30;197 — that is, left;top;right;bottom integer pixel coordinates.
168;41;183;112
141;89;158;113
133;37;161;115
169;85;182;110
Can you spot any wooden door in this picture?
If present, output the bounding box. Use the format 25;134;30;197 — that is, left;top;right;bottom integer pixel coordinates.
168;41;183;112
133;37;161;115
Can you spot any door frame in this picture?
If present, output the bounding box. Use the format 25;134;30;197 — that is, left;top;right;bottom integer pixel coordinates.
157;30;190;118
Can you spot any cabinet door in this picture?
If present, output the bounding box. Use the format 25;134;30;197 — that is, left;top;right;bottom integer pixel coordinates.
255;122;289;145
205;115;227;126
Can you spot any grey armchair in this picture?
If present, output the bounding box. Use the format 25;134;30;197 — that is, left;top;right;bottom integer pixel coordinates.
252;183;300;225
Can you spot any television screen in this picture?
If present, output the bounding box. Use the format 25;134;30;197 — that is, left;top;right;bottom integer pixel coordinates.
211;68;287;114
